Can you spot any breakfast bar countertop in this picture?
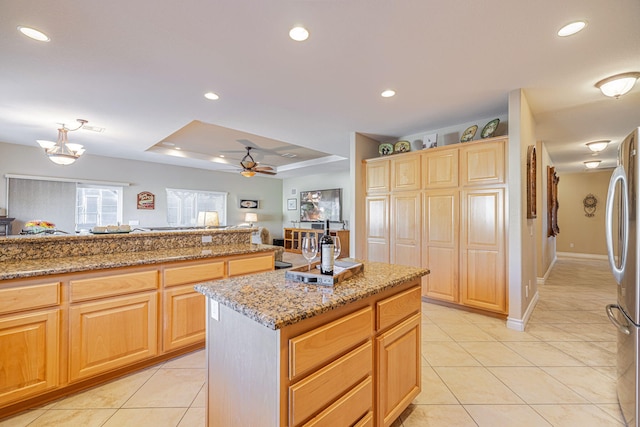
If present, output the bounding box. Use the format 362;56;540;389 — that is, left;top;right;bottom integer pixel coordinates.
0;244;277;281
194;260;429;330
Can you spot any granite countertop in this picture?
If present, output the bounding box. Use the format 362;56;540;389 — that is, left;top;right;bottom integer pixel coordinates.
0;244;277;281
194;260;429;330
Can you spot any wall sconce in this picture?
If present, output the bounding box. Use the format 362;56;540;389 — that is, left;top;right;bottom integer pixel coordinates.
595;72;640;98
244;213;258;227
586;140;610;153
197;211;219;227
37;119;87;165
584;160;602;169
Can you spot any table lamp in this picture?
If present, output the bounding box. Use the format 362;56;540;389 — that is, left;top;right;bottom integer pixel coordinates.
197;211;220;228
244;213;258;227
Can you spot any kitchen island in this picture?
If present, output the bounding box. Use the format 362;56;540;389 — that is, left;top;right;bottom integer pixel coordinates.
195;261;429;427
0;229;279;419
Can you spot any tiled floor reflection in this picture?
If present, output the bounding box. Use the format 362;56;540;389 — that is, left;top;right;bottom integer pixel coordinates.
0;257;625;426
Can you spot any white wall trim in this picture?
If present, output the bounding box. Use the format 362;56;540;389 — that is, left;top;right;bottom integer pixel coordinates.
506;291;539;331
5;173;131;187
556;252;607;260
537;255;557;285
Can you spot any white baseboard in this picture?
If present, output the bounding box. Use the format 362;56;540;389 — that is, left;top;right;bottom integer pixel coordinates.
507;291;539;332
537;255;557;286
556;252;607;260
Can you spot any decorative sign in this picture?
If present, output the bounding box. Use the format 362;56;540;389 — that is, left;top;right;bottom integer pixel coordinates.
240;199;258;209
137;191;155;210
583;193;598;217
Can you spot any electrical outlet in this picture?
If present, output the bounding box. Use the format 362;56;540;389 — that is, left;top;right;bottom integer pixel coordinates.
202;235;212;243
210;300;219;321
570;243;574;248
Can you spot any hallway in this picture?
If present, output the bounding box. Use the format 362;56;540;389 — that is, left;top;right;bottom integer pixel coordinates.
0;257;624;426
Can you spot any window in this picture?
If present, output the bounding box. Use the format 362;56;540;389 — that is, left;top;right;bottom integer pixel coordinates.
76;185;123;229
166;188;227;226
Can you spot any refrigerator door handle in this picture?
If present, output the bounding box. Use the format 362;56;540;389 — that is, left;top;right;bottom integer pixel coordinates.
605;165;628;284
606;304;631;335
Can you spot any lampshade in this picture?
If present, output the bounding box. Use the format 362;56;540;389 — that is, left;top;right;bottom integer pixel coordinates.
595;72;640;98
584;160;601;169
197;211;219;227
586;140;610;152
37;119;87;165
244;213;258;224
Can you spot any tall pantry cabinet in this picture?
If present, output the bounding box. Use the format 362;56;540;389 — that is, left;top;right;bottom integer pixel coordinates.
364;137;507;315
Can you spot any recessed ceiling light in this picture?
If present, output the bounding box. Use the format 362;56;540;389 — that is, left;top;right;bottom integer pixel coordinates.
557;21;587;37
175;147;181;150
219;155;225;158
584;160;601;169
17;26;50;42
289;26;309;42
204;92;219;100
381;89;396;98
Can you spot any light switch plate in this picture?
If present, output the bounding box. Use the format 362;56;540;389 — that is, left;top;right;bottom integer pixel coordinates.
210;299;219;321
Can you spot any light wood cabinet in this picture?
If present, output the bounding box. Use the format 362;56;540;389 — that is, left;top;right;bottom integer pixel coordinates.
422;190;459;302
283;228;350;259
391;156;421;191
366;160;390;193
461;188;506;312
376;313;421;427
0;309;59;406
69;291;158;382
365;196;389;263
422;148;459;189
162;285;207;352
364;137;507;315
390;192;421;267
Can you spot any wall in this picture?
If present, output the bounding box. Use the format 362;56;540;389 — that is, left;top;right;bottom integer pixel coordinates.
0;142;283;237
556;170;613;256
506;89;538;331
536;142;556;282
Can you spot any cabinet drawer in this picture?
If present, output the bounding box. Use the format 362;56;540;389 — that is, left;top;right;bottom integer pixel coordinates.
164;261;225;287
289;307;372;380
70;270;158;302
289;341;372;426
376;286;421;331
354;412;374;427
303;376;373;427
0;282;60;315
228;254;274;277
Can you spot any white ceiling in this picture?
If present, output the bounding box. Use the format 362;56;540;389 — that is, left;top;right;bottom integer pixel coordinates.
1;0;639;177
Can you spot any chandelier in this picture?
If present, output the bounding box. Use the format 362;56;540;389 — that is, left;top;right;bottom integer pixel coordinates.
37;119;87;165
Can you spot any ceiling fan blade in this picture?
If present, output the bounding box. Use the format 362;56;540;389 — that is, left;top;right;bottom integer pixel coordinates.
255;166;274;172
256;170;277;175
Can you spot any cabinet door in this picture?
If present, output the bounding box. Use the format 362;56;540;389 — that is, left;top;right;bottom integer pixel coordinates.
163;285;206;352
422;190;459;302
390;192;421;267
365;195;389;263
376;313;421;427
461;139;505;186
69;292;158;381
391;156;420;191
422;148;458;189
365;160;390;193
460;188;506;313
0;309;59;406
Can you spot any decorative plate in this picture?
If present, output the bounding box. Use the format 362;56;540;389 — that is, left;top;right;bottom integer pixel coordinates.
379;143;394;156
460;125;478;142
481;118;500;139
394;140;411;153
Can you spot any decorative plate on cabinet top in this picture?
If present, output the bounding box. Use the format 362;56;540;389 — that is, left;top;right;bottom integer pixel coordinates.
394;140;411;153
379;143;394;156
481;118;500;138
460;125;478;142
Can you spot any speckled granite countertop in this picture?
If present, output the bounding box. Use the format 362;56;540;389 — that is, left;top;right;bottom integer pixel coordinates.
194;260;429;330
0;244;277;281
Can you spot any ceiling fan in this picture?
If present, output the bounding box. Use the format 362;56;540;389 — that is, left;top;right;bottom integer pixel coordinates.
239;147;276;177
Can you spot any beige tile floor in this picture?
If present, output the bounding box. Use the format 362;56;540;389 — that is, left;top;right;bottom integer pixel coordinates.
1;257;625;426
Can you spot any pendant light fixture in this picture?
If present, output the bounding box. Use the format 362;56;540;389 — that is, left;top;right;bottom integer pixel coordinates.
595;72;640;98
37;119;87;165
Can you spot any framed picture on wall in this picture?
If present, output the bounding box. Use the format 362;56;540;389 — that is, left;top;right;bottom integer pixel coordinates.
240;199;258;209
287;198;297;210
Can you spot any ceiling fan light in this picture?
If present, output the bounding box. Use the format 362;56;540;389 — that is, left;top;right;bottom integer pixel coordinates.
595;72;640;98
584;160;601;169
586;140;610;152
241;170;256;177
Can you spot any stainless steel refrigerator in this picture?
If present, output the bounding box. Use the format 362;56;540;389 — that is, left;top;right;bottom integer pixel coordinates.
606;127;640;427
